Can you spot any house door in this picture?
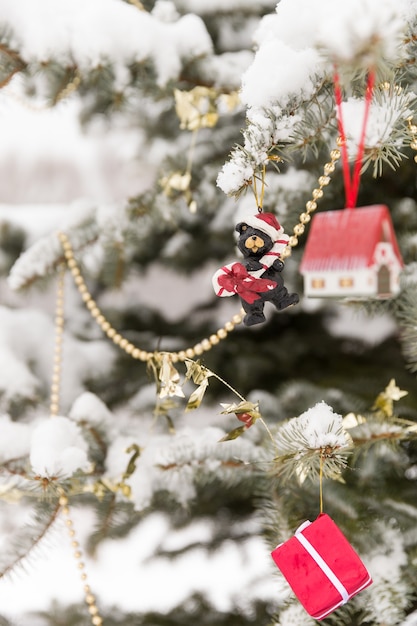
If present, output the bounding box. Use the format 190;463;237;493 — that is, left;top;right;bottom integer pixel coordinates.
377;265;391;296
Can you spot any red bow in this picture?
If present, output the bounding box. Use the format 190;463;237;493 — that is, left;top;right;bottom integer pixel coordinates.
217;263;277;304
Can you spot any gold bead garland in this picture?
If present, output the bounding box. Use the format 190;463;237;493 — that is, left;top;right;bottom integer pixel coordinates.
4;70;81;111
127;0;146;10
55;71;81;104
50;265;65;417
59;493;103;626
407;117;417;162
58;230;244;362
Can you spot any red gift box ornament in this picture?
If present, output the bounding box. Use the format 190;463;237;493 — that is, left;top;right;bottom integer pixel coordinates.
271;513;372;620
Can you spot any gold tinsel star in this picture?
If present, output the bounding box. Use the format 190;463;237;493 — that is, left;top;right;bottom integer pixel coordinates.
373;379;408;418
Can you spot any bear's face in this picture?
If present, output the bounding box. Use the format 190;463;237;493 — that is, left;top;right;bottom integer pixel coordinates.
235;223;274;258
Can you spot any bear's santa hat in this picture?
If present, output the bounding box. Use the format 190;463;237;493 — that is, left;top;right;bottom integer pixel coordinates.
239;212;283;241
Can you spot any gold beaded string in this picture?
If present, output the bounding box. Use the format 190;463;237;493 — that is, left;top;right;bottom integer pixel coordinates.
58;492;103;626
407;116;417;161
50;265;65;417
50;269;104;626
58;230;244;363
54;70;81;104
3;69;81;112
57;147;340;361
127;0;146;10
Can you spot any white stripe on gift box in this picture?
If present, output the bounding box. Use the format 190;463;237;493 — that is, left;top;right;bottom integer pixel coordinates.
294;532;349;604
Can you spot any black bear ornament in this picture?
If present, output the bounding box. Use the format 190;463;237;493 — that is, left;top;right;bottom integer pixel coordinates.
212;212;299;326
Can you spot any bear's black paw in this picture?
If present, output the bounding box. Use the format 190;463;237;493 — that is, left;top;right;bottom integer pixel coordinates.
243;312;266;326
277;293;299;310
272;259;285;272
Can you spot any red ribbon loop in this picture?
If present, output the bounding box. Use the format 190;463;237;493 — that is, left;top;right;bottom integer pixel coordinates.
334;68;375;209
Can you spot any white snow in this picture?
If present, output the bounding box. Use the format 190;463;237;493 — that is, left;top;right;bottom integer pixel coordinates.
0;0;212;86
30;415;90;479
0;305;115;413
326;305;398;345
6;200;135;291
105;426;267;511
296;402;349;449
255;0;406;68
241;40;322;109
315;0;406;65
98;262;219;322
0;415;32;463
0;507;282;622
241;0;408;110
276;401;350;453
402;610;417;626
357;522;412;624
217;156;255;195
7;227;67;291
69;391;113;426
341;92;415;158
0;85;150;204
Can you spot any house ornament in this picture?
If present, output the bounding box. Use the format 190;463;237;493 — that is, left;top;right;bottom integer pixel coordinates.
300;205;403;299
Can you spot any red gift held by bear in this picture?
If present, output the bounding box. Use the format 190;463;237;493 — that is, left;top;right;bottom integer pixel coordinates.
271;513;372;620
212;212;299;326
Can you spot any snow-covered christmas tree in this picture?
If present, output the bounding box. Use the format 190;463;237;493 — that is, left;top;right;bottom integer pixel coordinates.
0;1;417;624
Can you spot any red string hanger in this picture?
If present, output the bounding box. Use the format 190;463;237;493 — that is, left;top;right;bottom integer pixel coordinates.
333;68;376;210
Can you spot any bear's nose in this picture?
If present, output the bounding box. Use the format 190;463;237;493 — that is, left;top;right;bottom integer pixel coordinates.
245;235;264;250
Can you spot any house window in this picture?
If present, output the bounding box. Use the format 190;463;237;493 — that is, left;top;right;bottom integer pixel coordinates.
339;277;354;288
311;278;325;289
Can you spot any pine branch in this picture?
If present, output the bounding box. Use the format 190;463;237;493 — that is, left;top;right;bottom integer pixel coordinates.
0;500;61;581
7;205;99;291
396;285;417;373
0;42;26;88
7;189;199;290
287;87;338;158
272;403;351;484
0;4;214;109
86;495;143;556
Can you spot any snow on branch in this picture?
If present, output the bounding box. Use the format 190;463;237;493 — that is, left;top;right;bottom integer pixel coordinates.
0;306;115;414
217;0;417;196
30;416;91;480
7;202;98;290
273;402;351;483
245;0;408;110
0;501;62;582
7;199;139;291
356;522;413;625
341;84;416;177
0;0;213;88
106;426;268;511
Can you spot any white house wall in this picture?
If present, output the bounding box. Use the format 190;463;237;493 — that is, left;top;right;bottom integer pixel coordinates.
304;268;377;298
303;242;403;298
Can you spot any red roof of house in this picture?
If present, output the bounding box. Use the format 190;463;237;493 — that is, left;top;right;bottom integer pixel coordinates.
299;205;403;273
